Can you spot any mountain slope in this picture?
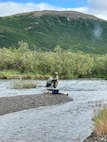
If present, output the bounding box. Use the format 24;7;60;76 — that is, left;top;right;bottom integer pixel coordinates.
0;10;107;54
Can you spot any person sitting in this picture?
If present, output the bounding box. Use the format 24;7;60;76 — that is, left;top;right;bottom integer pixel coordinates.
46;72;59;88
52;72;59;88
46;77;53;87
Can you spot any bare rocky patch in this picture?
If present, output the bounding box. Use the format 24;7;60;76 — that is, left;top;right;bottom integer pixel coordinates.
0;93;73;115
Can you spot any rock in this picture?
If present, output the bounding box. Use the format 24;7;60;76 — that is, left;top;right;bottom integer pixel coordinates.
83;132;107;142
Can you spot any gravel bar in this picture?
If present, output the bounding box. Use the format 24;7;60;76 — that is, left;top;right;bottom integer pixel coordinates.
0;93;73;116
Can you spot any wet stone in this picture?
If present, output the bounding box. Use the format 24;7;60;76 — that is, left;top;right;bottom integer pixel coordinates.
83;132;107;142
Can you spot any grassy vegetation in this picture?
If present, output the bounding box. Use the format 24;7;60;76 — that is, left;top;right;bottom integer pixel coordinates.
0;70;49;79
0;43;107;79
11;79;37;89
0;11;107;54
93;106;107;137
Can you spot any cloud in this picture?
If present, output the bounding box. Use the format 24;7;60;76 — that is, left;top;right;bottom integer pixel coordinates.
62;7;89;13
0;1;107;20
64;0;107;20
0;2;60;17
88;0;107;9
92;24;103;40
87;0;107;20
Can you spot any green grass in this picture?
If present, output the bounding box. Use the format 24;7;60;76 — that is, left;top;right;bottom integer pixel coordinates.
0;70;21;79
11;79;37;89
0;70;49;79
93;105;107;137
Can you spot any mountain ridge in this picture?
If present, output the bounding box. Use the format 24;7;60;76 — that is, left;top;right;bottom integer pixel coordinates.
7;10;101;20
0;10;107;54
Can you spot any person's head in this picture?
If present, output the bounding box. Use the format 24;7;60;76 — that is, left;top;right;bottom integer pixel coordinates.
54;72;58;76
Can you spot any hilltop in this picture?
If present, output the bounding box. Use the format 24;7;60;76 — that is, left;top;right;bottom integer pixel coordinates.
0;10;107;54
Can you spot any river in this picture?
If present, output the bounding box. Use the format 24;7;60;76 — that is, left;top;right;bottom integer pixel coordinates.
0;79;107;142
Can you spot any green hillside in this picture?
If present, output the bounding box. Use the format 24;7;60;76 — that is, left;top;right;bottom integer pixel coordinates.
0;10;107;54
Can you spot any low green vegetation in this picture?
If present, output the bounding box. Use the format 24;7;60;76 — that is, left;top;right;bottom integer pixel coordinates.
0;41;107;79
93;106;107;137
11;79;37;89
1;11;107;54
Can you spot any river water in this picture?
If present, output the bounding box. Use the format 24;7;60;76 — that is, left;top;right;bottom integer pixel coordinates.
0;79;107;142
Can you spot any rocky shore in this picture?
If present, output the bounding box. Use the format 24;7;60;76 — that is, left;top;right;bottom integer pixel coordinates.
84;132;107;142
0;93;73;116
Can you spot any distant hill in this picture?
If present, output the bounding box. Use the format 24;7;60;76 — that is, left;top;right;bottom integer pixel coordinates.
0;10;107;54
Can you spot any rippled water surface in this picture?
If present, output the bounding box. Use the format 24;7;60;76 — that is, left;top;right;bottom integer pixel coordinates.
0;79;107;142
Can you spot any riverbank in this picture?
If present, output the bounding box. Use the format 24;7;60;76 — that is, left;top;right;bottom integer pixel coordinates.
83;132;107;142
0;70;107;80
0;93;73;116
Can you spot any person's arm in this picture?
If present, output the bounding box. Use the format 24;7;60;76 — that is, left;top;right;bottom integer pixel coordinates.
52;76;58;81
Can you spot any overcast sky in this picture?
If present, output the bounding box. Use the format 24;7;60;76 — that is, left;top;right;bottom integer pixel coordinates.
0;0;107;20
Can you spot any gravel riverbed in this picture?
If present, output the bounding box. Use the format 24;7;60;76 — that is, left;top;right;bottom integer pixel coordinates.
0;93;73;116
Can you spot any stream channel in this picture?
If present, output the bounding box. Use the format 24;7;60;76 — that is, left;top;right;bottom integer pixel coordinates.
0;79;107;142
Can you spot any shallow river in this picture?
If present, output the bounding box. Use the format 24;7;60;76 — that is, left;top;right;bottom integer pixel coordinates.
0;79;107;142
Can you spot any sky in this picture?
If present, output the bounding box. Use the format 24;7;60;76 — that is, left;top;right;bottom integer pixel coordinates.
0;0;107;20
